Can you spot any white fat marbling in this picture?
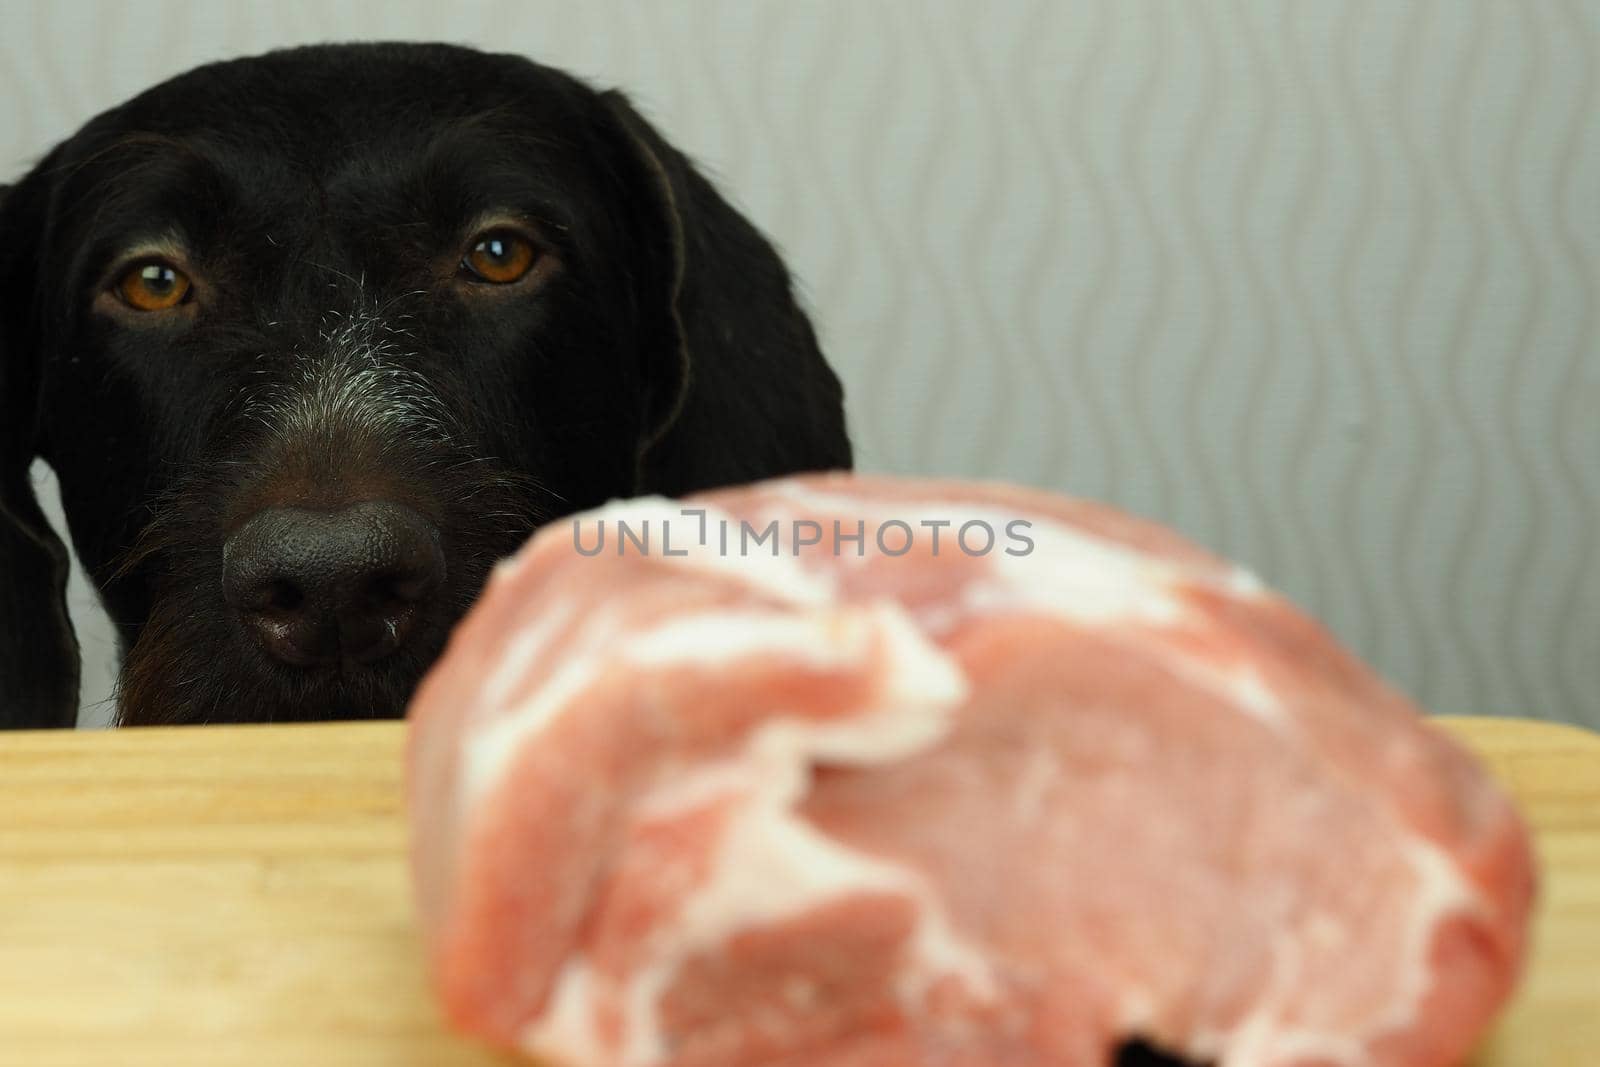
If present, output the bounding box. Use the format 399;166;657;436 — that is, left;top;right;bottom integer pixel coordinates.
517;609;981;1066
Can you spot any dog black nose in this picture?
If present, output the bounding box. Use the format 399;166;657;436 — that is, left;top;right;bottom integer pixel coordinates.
222;502;445;667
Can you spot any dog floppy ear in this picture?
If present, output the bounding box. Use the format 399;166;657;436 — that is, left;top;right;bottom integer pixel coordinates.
0;179;80;728
598;92;852;496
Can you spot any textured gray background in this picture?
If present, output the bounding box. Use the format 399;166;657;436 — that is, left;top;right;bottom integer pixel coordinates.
3;1;1595;729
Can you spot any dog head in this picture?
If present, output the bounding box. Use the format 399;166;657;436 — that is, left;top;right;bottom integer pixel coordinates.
0;43;850;727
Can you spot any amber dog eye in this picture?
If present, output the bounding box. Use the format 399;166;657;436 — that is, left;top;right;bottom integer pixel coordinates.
115;261;192;311
461;231;537;284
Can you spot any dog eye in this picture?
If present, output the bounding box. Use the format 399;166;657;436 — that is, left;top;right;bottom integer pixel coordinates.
115;261;193;311
460;231;538;284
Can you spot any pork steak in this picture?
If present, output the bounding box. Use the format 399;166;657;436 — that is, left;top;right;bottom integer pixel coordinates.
407;474;1536;1067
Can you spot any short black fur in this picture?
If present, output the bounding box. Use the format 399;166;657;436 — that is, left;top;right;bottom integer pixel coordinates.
0;43;851;727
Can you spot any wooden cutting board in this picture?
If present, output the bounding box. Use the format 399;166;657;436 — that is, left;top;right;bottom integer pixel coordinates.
0;717;1595;1066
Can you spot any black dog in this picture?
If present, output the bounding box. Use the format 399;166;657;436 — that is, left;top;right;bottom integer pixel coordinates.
0;43;850;728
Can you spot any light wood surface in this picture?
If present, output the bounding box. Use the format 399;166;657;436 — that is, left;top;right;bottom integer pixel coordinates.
0;717;1594;1066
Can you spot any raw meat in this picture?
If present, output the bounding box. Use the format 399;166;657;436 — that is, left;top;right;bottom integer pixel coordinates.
406;474;1536;1067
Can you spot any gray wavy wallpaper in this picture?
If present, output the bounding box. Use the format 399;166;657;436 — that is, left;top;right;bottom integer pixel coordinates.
3;0;1596;729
